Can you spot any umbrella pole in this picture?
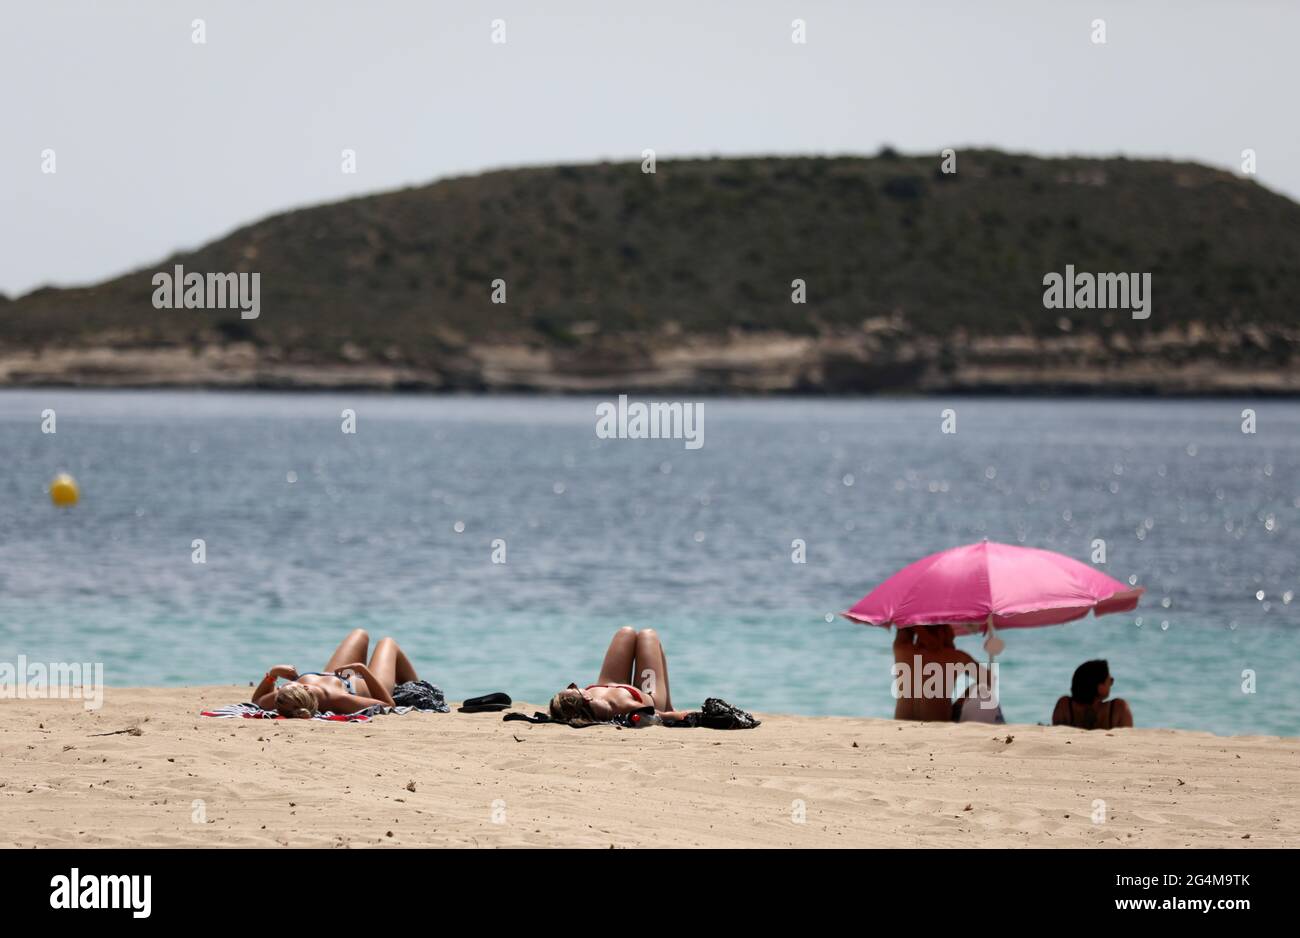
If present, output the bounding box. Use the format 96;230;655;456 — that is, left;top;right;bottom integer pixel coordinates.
982;614;1003;705
983;614;998;665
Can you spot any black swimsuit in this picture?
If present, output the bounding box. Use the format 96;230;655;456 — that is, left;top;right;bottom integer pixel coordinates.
1066;698;1115;729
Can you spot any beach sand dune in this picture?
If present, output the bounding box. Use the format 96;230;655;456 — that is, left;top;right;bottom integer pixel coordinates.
3;687;1297;848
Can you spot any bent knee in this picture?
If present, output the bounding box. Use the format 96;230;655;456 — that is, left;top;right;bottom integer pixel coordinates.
350;627;370;641
615;625;637;637
637;627;659;641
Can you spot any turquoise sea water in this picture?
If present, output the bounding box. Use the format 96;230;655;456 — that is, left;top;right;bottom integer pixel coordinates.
1;390;1297;737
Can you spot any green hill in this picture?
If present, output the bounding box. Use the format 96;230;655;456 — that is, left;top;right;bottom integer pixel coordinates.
3;151;1298;393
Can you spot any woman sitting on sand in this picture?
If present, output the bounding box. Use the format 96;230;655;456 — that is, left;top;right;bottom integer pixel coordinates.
549;627;696;724
252;629;419;717
893;624;987;721
1052;659;1134;729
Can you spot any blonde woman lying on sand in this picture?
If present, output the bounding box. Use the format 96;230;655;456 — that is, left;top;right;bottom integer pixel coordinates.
549;627;698;725
252;629;420;717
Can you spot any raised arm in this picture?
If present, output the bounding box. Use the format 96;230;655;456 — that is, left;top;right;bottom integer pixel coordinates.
252;665;298;708
892;626;914;663
946;648;994;688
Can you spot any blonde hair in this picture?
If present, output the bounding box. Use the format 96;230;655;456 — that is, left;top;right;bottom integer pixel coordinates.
275;683;318;719
548;686;595;726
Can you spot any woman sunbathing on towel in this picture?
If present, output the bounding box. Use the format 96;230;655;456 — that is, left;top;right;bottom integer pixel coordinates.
252;629;419;717
549;627;695;724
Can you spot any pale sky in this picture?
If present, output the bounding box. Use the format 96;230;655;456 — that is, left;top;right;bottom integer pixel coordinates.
2;0;1296;296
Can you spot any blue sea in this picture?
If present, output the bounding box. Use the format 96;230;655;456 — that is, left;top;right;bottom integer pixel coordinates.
1;390;1297;737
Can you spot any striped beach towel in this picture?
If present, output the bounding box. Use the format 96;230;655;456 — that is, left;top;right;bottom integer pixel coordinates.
201;680;449;721
200;702;374;722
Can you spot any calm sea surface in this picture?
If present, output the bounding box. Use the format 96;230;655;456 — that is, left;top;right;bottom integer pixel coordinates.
2;390;1297;736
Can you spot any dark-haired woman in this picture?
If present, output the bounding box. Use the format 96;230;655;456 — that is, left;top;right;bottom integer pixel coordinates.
1052;659;1133;729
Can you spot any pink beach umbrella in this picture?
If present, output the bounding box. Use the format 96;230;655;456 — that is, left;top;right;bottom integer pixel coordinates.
842;540;1143;659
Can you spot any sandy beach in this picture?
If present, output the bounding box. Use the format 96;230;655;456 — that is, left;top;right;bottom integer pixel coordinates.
2;686;1297;848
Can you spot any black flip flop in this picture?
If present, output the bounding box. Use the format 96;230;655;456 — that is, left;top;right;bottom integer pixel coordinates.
459;692;513;713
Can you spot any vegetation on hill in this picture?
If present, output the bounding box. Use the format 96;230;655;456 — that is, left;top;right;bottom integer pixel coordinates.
3;151;1297;391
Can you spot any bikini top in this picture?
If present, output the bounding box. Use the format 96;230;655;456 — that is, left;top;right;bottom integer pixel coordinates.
298;671;356;695
585;683;644;703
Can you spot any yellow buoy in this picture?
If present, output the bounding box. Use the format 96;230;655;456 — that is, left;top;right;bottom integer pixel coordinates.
49;472;80;507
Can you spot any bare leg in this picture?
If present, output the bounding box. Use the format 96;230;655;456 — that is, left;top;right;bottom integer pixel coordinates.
632;628;673;711
596;626;638;686
367;637;418;693
323;629;369;672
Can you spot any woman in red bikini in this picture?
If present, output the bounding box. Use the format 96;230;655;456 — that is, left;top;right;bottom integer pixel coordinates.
549;627;695;724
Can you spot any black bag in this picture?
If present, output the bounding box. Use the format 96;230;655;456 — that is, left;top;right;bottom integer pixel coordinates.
663;698;761;730
391;680;450;712
696;697;761;729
